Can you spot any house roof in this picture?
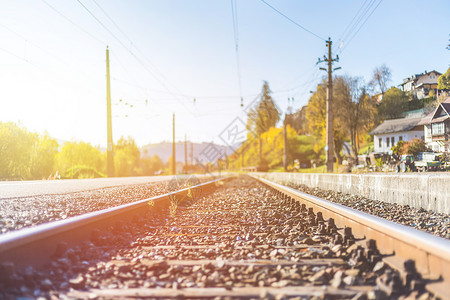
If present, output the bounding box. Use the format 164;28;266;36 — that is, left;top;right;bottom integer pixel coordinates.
418;97;450;125
370;117;423;135
401;70;442;85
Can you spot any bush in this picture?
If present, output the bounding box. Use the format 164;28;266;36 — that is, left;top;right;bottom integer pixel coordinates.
63;165;105;179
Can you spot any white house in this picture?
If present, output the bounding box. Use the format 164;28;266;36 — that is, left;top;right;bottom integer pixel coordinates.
418;98;450;152
370;117;424;153
400;70;441;99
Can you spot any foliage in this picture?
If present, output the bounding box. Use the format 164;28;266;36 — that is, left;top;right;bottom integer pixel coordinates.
247;81;280;136
369;64;392;95
404;138;428;156
141;154;164;175
0;122;59;180
438;67;450;89
338;76;377;157
375;158;383;168
0;122;37;180
114;136;141;177
306;77;354;162
377;87;409;120
57;141;104;177
63;165;105;179
407;96;435;111
391;140;406;155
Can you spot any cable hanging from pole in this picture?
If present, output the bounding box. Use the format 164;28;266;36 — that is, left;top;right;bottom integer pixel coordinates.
259;0;326;41
230;0;244;108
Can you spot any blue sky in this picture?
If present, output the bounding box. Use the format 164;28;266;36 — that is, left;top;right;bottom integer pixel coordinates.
0;0;449;147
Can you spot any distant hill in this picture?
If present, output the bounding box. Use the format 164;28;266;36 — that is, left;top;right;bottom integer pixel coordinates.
140;141;239;163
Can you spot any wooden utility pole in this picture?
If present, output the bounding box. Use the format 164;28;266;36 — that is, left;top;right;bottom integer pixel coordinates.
317;38;340;173
190;142;193;165
172;113;176;175
106;46;114;177
184;134;188;173
283;114;288;171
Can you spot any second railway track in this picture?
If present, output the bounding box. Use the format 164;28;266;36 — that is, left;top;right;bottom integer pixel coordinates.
0;175;449;299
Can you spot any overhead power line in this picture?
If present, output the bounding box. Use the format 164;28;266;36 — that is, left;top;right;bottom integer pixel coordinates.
41;0;105;45
230;0;244;107
339;0;383;53
75;0;194;114
259;0;325;41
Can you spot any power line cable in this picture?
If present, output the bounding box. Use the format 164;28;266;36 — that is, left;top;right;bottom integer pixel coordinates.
88;0;190;98
340;0;377;44
338;0;372;46
340;0;383;53
259;0;325;41
230;0;244;107
76;0;194;114
41;0;106;45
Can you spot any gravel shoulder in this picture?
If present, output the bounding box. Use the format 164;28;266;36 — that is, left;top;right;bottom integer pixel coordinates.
0;175;206;234
288;183;450;240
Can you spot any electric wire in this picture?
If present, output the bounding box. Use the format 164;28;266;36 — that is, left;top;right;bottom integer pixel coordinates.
259;0;325;41
338;0;374;46
339;0;383;53
230;0;244;107
76;0;194;114
91;0;184;95
41;0;106;45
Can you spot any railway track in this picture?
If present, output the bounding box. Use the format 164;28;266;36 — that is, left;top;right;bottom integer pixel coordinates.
0;175;449;299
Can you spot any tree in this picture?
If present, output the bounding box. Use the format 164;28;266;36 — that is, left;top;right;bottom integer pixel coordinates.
30;134;59;179
57;141;104;178
377;87;409;120
114;136;141;177
369;64;392;95
339;76;377;157
404;138;427;156
141;154;164;175
438;68;450;90
0;122;36;179
307;77;349;163
247;81;280;136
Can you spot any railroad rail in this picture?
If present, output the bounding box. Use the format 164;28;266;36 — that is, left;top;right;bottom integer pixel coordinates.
0;175;449;299
254;176;450;299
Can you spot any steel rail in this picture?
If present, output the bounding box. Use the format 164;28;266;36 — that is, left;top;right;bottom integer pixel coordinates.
253;176;450;299
0;176;231;269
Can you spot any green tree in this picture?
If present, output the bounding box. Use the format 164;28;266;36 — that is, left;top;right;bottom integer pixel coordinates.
141;154;164;175
306;77;349;163
340;76;377;157
114;136;141;177
247;81;280;136
438;68;450;89
57;141;104;178
405;138;428;156
0;122;36;179
30;134;59;179
377;87;409;120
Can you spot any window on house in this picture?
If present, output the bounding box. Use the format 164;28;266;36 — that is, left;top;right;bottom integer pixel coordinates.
379;138;382;148
386;137;390;148
432;122;444;135
391;137;395;146
399;136;403;141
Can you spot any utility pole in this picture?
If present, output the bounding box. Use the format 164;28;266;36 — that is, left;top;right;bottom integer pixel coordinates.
283;113;288;171
172;113;176;175
106;46;114;177
190;142;193;165
184;134;188;173
317;38;340;173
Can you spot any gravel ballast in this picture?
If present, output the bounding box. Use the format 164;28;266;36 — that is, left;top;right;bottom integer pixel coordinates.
288;183;450;240
0;175;206;235
1;176;436;299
